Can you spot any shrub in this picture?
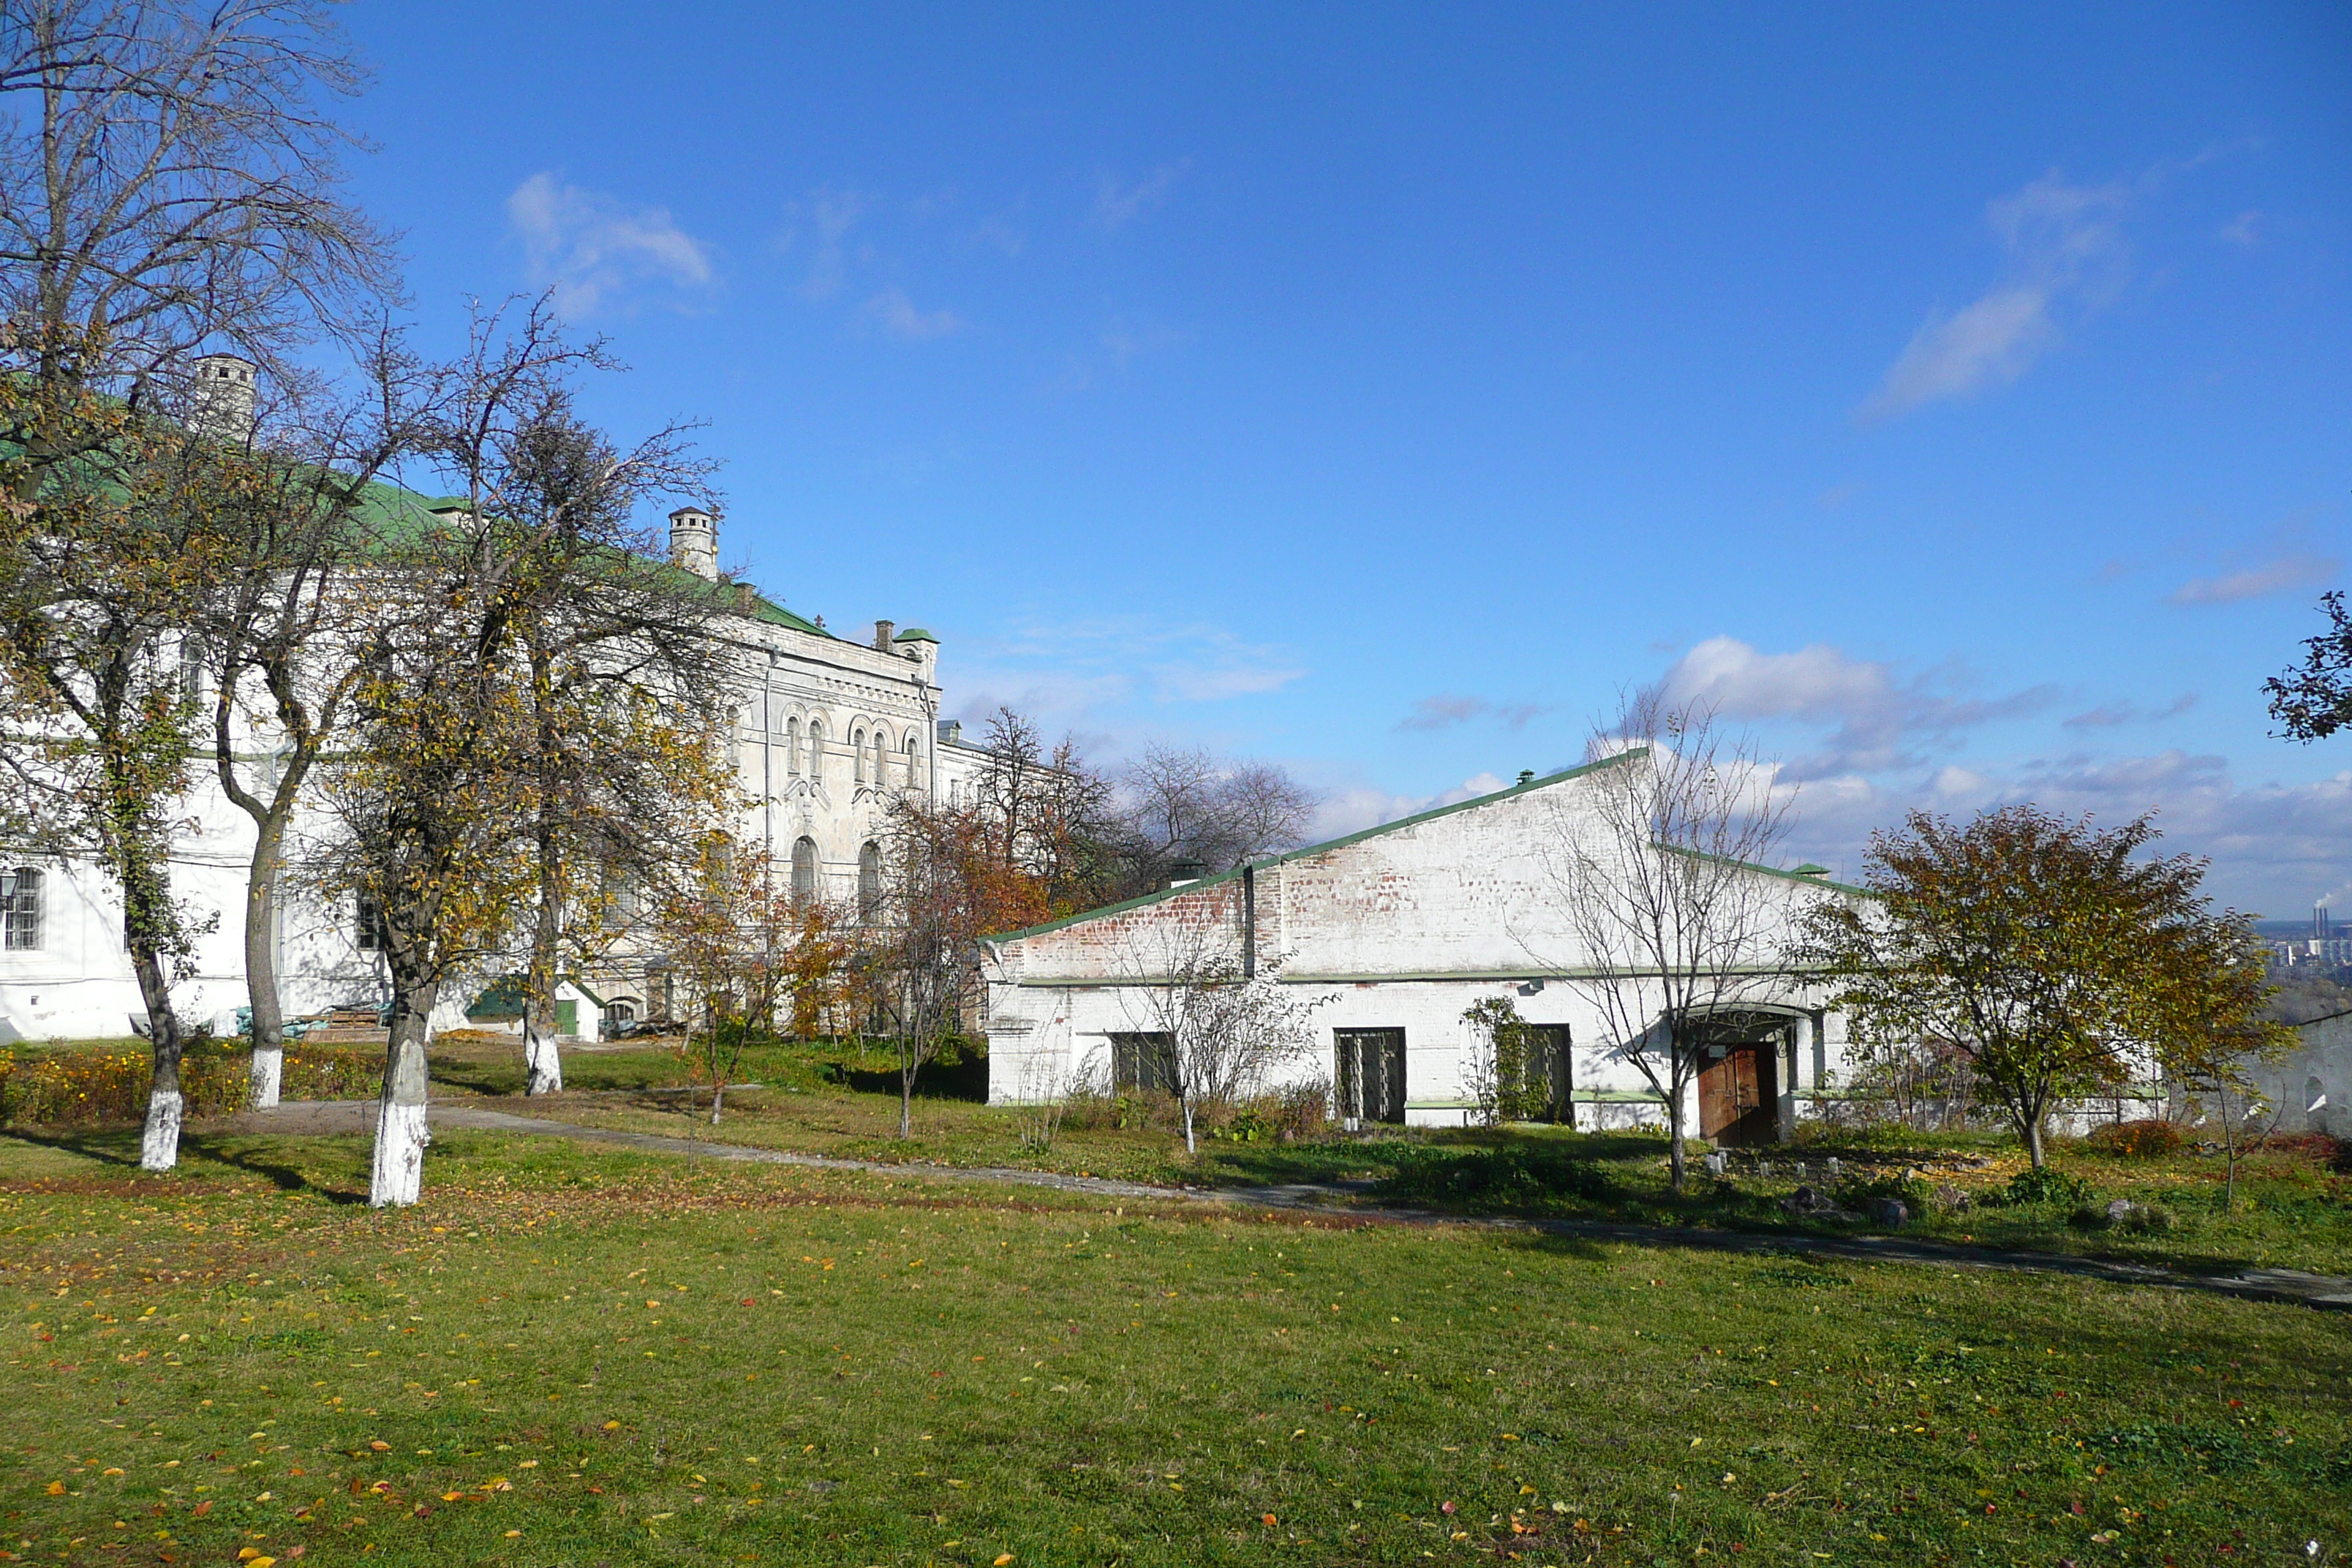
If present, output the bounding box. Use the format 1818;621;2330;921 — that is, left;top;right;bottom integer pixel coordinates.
1986;1166;2094;1208
2087;1119;2185;1158
1836;1171;1934;1213
0;1041;379;1126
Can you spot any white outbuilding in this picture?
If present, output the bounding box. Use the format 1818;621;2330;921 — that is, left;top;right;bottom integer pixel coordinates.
980;751;1864;1145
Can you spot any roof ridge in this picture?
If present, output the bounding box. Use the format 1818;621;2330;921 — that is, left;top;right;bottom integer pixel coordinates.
983;749;1648;944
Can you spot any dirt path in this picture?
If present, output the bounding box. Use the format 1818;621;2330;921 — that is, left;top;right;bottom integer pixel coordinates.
211;1098;2352;1313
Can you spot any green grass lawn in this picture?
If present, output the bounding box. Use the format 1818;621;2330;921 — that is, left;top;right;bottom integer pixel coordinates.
404;1034;2352;1278
2;1126;2348;1567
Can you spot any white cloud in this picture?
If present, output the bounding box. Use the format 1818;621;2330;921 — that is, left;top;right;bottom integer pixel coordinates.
779;188;871;301
1656;636;2055;775
1399;695;1547;732
2062;694;2196;729
505;173;712;315
941;615;1308;736
1093;160;1189;229
1861;173;2128;419
2169;551;2340;606
865;287;962;341
2220;210;2261;246
1780;751;2352;917
1310;774;1512;841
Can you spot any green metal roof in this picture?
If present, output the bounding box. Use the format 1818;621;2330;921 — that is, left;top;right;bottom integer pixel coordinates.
893;627;938;644
984;747;1868;945
984;750;1649;944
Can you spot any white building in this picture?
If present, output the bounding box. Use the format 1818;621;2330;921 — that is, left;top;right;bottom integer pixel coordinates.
0;470;992;1045
979;751;1861;1145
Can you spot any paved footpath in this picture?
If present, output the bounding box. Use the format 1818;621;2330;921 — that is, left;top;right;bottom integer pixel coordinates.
219;1098;2352;1314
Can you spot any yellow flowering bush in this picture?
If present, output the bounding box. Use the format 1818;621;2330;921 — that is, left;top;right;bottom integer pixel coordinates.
0;1042;381;1126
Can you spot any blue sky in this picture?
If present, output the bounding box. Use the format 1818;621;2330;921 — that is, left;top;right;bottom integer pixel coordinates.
342;3;2351;913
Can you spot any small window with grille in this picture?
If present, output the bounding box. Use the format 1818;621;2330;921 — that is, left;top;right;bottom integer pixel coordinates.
1109;1031;1179;1095
1335;1027;1407;1125
1;867;42;951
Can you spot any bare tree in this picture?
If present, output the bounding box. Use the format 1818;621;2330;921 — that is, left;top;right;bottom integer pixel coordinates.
1532;693;1799;1192
204;329;434;1108
1118;743;1319;890
1115;919;1324;1153
317;304;641;1206
649;841;824;1125
0;0;396;485
413;355;731;1097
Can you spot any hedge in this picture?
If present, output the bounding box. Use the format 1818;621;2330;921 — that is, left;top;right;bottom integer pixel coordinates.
0;1043;381;1126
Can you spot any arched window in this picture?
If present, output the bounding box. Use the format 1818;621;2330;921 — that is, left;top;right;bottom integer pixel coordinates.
874;728;889;785
905;734;920;788
785;717;800;775
858;842;882;921
807;720;823;782
1;867;42;951
791;836;818;902
852;727;867;784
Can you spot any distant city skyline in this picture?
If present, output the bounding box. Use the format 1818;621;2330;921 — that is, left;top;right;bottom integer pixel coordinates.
342;3;2349;914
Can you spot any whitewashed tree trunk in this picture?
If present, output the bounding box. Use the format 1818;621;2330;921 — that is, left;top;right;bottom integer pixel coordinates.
139;1087;184;1172
130;937;188;1173
249;1043;284;1109
370;982;437;1207
523;1024;562;1096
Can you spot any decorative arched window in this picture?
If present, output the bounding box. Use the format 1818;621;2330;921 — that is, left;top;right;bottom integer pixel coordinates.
873;729;889;785
806;721;823;782
785;717;800;774
791;837;819;902
1;867;42;951
852;727;867;784
905;734;920;788
858;842;882;922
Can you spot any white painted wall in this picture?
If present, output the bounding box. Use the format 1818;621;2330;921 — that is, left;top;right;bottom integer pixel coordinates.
981;752;1858;1134
0;592;967;1046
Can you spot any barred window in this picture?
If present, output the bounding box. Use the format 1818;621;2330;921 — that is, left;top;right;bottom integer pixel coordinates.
1;867;42;951
356;890;389;952
1110;1031;1179;1095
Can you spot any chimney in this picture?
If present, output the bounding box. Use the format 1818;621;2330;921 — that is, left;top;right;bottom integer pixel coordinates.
668;506;717;581
936;719;962;746
189;353;257;445
734;582;758;614
873;619;894;652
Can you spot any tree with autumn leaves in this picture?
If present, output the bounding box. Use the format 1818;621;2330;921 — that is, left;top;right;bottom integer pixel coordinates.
1798;805;2292;1171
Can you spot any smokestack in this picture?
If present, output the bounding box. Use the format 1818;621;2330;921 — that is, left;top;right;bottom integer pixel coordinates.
873;619;894;651
668;506;717;581
189;353;256;445
734;582;758;614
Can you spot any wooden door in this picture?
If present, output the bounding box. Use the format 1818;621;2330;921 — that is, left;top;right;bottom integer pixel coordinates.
1697;1044;1776;1146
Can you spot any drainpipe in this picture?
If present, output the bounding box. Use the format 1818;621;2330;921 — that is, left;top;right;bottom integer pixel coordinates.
1241;864;1256;979
761;651;777;862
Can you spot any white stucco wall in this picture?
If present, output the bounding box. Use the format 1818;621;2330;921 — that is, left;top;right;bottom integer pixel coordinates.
0;583;966;1046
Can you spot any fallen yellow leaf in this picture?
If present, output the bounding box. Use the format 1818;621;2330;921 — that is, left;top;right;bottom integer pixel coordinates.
994;1556;1014;1567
